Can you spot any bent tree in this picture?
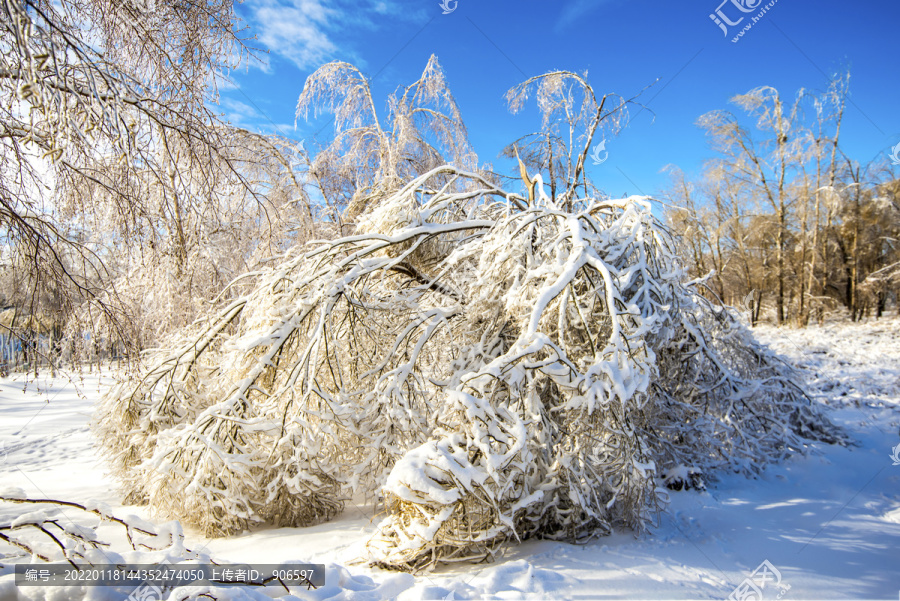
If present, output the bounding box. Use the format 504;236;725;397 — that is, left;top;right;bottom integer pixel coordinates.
96;60;842;572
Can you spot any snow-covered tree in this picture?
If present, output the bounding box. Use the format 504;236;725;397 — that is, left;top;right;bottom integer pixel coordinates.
298;55;481;230
501;70;650;206
96;165;840;568
0;0;315;364
95;61;842;572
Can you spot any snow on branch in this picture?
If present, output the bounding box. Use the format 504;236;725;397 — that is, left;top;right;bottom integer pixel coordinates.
0;491;197;566
0;492;318;598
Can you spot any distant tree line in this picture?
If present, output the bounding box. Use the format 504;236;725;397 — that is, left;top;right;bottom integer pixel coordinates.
664;73;900;326
3;0;896;381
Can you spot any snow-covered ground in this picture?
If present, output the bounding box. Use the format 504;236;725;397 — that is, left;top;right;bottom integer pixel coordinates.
1;317;899;600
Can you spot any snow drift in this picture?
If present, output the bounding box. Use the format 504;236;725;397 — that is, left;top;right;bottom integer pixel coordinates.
95;165;841;571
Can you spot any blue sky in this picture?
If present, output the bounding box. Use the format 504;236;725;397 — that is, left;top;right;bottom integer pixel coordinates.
221;0;900;199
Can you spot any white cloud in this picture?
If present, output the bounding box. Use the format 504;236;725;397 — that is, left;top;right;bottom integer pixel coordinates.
555;0;618;32
219;97;262;126
249;0;337;71
246;0;423;72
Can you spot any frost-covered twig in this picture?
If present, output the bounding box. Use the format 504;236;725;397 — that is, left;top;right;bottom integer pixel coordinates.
0;492;193;566
0;493;318;596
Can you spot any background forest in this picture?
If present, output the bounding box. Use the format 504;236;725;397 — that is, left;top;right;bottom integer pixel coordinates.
1;1;898;375
664;75;900;326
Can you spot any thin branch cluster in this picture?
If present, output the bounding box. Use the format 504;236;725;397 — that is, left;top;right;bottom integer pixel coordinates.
0;490;198;566
1;0;315;364
0;492;315;598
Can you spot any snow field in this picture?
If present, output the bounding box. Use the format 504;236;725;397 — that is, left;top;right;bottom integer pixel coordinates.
1;317;899;600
